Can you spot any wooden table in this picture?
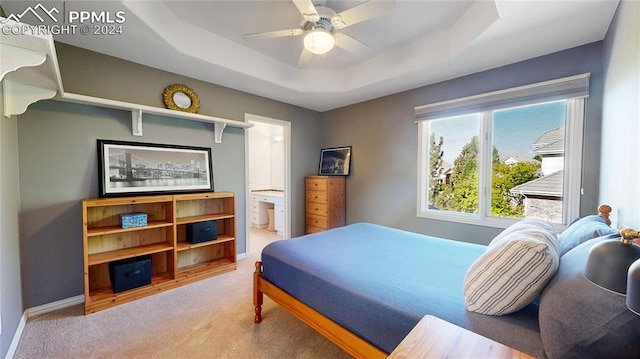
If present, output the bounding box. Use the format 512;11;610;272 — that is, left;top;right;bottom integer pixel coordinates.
388;315;536;359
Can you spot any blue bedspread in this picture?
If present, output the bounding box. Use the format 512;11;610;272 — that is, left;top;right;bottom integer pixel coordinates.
261;223;544;356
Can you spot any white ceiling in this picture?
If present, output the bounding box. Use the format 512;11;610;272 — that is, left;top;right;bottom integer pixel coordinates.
2;0;619;112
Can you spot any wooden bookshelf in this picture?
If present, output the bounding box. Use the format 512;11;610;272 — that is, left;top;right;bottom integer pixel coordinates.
82;192;237;314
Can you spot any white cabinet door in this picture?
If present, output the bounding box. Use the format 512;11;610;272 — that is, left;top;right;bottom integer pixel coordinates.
274;204;284;235
250;198;268;227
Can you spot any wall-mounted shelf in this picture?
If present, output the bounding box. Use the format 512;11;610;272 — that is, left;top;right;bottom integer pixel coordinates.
1;18;251;143
57;92;253;143
0;18;64;117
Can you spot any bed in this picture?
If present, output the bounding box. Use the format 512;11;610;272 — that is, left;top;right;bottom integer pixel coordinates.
253;208;640;358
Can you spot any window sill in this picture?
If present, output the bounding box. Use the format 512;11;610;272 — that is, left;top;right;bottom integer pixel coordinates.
417;210;568;232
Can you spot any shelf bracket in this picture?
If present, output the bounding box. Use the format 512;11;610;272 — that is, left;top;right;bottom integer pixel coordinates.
0;45;47;83
214;122;226;143
3;80;57;118
131;109;143;136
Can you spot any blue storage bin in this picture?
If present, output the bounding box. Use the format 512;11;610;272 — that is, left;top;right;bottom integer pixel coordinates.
186;220;218;243
109;255;152;293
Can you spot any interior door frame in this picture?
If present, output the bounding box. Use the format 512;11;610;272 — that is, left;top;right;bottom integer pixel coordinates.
244;113;292;255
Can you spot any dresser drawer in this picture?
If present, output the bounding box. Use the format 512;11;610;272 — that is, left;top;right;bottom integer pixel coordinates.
250;201;260;213
305;225;325;234
306;178;327;191
306;214;328;229
252;195;270;202
306;191;327;204
306;202;328;216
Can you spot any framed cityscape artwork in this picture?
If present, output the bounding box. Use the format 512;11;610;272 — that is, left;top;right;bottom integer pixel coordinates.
97;139;213;197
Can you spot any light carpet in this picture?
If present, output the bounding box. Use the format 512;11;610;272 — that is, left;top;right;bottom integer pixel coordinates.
13;253;351;359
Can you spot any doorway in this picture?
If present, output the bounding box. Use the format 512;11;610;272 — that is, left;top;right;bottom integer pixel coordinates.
244;114;291;256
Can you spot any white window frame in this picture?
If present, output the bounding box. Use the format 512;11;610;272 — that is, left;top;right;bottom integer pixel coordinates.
416;74;588;229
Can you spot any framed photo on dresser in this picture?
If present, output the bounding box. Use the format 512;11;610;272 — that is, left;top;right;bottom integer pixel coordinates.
318;146;351;176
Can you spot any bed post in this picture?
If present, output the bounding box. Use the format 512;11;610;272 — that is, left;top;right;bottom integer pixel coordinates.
254;261;263;323
598;204;612;225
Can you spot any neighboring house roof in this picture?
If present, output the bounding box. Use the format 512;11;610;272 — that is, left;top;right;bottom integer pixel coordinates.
499;154;540;164
510;170;563;197
532;126;564;155
437;161;453;178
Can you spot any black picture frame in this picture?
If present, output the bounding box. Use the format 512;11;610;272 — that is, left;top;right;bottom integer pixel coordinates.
318;146;352;176
97;139;213;197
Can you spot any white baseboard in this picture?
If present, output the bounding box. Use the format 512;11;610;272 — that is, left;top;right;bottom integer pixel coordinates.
4;312;26;359
4;295;84;359
25;295;84;318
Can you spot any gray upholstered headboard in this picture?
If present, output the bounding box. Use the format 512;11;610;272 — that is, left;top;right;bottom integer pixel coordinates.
539;234;640;358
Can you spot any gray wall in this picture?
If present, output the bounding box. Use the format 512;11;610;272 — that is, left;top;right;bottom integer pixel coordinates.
600;0;640;228
321;42;604;245
17;43;321;308
1;110;23;357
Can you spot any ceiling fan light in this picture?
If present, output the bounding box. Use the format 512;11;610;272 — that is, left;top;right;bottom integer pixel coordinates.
304;29;334;55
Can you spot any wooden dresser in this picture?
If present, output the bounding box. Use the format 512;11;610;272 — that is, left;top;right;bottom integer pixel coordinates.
305;176;346;234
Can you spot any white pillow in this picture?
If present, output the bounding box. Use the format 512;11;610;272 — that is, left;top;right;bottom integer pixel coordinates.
463;219;559;315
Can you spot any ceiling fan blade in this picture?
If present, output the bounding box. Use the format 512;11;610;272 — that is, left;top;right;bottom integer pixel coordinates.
333;33;374;55
243;28;304;40
292;0;320;22
332;0;395;29
296;48;314;68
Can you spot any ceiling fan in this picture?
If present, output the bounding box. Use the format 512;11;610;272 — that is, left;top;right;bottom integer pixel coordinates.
243;0;395;68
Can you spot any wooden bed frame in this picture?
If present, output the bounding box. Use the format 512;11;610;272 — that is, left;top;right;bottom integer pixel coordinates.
253;262;387;358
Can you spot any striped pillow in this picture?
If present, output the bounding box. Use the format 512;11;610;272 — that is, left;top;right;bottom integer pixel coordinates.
463;219;559;315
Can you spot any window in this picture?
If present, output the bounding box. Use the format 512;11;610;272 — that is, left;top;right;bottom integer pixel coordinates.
416;74;588;228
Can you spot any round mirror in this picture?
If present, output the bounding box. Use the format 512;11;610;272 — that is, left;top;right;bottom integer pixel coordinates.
173;92;192;109
163;84;200;113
